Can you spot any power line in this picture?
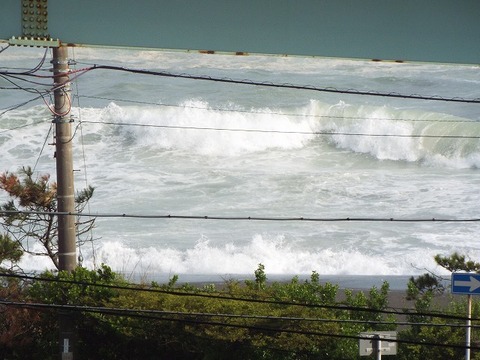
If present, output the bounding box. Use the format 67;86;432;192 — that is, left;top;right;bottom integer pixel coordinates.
2;95;475;139
0;118;46;133
89;307;477;329
2;60;479;130
0;47;49;75
6;60;473;106
89;64;480;104
1;209;479;223
72;47;97;268
76;94;475;124
32;123;53;172
0;72;52;87
80;119;480;140
1;299;478;351
0;44;10;54
0;94;45;118
1;272;476;322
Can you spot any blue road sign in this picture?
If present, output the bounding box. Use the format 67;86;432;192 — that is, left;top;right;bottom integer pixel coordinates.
452;273;480;295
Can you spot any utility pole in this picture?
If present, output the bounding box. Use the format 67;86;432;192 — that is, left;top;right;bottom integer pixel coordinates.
53;46;76;272
52;45;76;360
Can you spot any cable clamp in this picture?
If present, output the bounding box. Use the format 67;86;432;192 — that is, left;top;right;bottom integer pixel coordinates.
52;115;74;124
51;58;69;65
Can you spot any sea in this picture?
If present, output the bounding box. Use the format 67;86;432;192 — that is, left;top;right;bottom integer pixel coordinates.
1;46;479;289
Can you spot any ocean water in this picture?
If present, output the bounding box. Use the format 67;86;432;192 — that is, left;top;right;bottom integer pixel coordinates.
1;47;479;288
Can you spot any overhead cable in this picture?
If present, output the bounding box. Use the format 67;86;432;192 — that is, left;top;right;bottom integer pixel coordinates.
76;94;475;124
80;119;480;140
1;272;475;322
32;124;53;172
0;94;45;118
0;44;10;54
1;299;478;351
89;64;480;104
0;47;48;75
0;119;45;133
1;209;479;223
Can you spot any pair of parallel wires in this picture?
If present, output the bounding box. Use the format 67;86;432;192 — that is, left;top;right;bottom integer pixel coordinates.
1;272;480;352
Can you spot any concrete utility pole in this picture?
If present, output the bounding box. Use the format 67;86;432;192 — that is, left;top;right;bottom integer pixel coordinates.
53;46;76;272
52;45;76;360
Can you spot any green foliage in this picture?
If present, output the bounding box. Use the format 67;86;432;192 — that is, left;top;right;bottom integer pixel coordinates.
0;166;95;269
0;277;46;360
344;281;395;327
17;265;126;360
398;253;480;360
268;271;338;306
245;263;267;291
28;264;121;306
0;264;395;359
406;273;445;325
397;297;480;360
407;273;445;300
0;233;23;269
434;252;480;273
5;262;480;359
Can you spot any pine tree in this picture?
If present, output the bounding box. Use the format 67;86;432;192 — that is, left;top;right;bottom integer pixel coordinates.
0;166;95;270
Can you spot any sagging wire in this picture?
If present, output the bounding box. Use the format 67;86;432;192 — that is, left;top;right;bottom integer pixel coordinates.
0;119;45;134
22;59;477;105
79;119;480;140
0;73;51;94
71;47;97;268
0;94;45;119
0;56;92;119
22;47;49;75
1;272;476;322
43;67;94;119
32;123;53;172
88;64;480;104
76;94;476;124
0;47;48;75
46;88;72;117
2;56;479;132
1;209;479;223
2;299;478;351
0;44;10;54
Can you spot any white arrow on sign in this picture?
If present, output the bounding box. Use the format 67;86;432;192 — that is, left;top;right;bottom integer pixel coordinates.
454;276;480;292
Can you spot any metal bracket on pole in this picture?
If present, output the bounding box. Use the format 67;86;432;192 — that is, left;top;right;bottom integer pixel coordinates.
52;115;74;124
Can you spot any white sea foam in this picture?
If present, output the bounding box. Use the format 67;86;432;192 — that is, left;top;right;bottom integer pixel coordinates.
63;234;459;278
97;101;313;156
305;100;480;166
2;47;480;281
73;99;480;168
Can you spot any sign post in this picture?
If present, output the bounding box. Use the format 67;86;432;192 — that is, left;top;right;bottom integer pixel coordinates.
359;331;397;359
451;272;480;360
